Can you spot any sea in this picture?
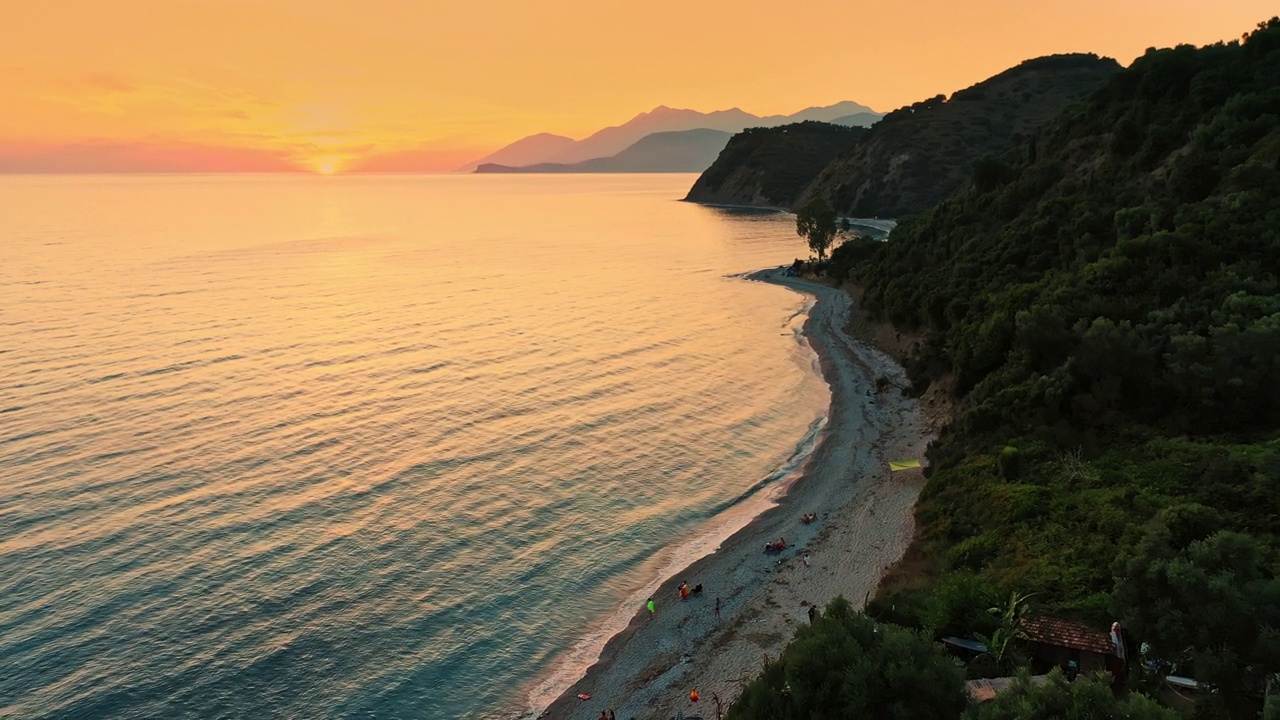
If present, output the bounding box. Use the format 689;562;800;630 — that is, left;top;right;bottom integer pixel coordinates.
0;173;831;719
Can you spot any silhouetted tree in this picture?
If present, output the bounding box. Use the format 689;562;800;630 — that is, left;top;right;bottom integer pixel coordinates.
795;198;838;262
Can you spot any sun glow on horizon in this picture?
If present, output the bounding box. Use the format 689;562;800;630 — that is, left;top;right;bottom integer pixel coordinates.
3;0;1276;173
315;157;340;175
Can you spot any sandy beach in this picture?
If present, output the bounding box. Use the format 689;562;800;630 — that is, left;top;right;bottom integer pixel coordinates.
539;270;931;720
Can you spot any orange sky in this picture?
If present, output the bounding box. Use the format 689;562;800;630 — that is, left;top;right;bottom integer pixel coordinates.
2;0;1274;172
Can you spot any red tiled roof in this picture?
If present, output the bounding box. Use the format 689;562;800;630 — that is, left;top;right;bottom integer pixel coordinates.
1020;616;1116;655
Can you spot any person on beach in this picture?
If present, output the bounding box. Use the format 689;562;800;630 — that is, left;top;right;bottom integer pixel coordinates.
808;604;818;623
714;597;721;619
647;597;656;618
803;552;811;568
679;581;689;601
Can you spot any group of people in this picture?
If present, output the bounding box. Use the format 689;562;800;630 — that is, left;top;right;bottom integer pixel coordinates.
678;580;703;601
596;710;616;720
646;580;707;618
763;537;787;553
800;512;817;524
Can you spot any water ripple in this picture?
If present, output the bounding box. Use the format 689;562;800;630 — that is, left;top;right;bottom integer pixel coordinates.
0;174;829;719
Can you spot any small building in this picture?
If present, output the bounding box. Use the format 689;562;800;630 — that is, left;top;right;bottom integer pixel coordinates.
1021;616;1125;680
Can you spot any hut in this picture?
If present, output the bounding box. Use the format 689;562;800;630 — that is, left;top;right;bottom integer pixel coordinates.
1021;617;1126;680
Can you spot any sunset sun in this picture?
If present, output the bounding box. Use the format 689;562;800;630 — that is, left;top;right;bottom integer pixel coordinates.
315;158;339;175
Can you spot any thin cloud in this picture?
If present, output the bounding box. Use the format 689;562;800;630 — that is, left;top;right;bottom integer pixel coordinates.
79;73;135;93
346;145;486;173
0;139;303;173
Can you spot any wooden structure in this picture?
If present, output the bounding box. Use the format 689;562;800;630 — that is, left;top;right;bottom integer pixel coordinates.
1021;616;1124;679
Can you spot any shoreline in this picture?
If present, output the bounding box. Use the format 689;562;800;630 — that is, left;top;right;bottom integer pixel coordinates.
681;200;899;240
536;269;930;720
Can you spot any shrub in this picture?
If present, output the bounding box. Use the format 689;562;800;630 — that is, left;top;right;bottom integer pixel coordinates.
964;670;1177;719
996;446;1021;480
727;598;968;720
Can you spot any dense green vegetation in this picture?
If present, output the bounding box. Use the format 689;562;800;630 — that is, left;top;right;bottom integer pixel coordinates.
726;601;1180;720
687;56;1120;217
828;18;1280;716
732;18;1280;719
683;121;865;208
964;671;1178;720
1116;510;1280;713
799;54;1121;217
727;598;968;720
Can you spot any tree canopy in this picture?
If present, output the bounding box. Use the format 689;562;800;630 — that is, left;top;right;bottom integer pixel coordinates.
727;597;967;720
728;18;1280;719
965;671;1178;720
840;17;1280;586
1115;507;1280;714
824;17;1280;714
795;197;838;262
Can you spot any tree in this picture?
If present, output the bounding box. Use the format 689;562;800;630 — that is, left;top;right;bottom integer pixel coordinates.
796;197;838;262
1115;508;1280;716
965;670;1177;720
727;597;968;720
973;591;1034;676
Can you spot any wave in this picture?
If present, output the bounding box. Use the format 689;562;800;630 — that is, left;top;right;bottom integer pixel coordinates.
704;412;828;517
517;286;831;718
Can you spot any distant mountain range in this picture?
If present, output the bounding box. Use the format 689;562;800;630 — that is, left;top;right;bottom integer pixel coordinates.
464;133;578;171
459;101;881;173
476;129;734;174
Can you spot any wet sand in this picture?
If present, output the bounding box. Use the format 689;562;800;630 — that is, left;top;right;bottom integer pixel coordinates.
538;270;929;720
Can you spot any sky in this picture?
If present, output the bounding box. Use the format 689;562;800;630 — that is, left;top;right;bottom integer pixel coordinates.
1;0;1274;173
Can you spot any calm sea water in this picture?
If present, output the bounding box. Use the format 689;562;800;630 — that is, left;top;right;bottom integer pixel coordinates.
0;174;829;719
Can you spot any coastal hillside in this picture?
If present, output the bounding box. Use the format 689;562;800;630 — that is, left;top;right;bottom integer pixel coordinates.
818;19;1280;716
684;55;1119;216
829;111;882;127
683;121;867;208
473;129;731;173
799;54;1122;218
